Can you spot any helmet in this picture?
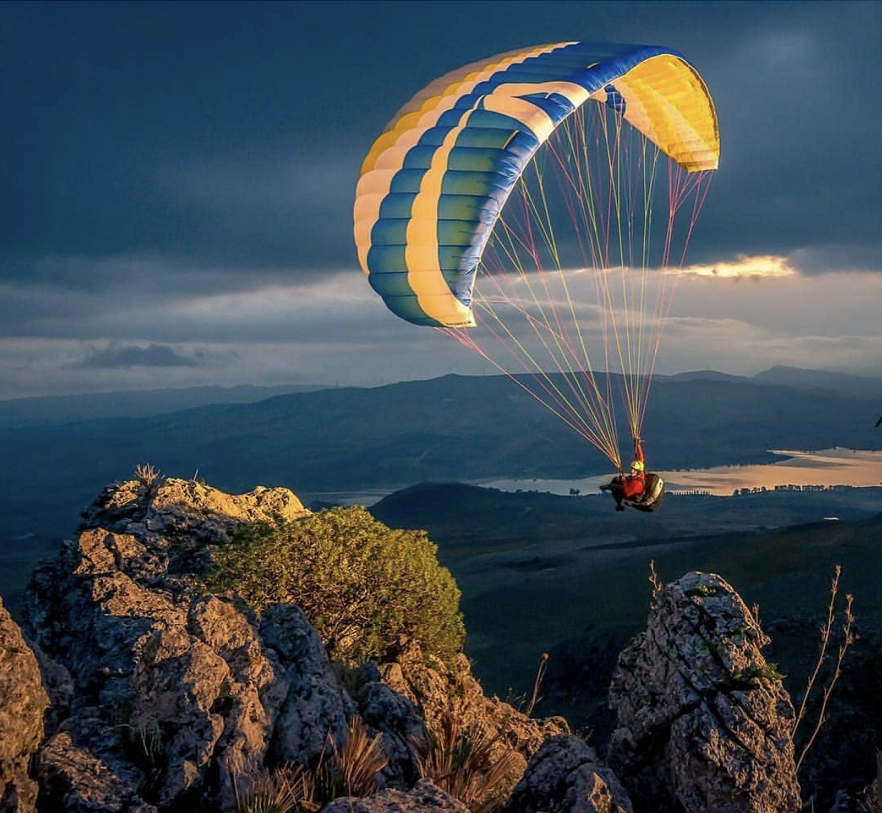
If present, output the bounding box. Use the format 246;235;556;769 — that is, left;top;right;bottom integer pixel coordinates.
630;460;645;473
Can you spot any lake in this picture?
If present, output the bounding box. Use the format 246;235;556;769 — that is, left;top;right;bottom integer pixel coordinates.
478;448;882;498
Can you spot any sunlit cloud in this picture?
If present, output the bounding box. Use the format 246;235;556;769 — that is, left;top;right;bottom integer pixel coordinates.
5;260;882;400
678;255;796;279
481;256;797;285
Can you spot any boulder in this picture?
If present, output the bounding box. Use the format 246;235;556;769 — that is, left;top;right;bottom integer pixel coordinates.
260;603;355;766
357;665;427;788
504;734;632;813
608;571;801;813
22;478;325;811
376;645;568;804
36;711;157;813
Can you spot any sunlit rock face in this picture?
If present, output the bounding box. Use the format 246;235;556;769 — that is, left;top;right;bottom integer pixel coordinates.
0;597;50;813
608;571;801;813
21;477;322;812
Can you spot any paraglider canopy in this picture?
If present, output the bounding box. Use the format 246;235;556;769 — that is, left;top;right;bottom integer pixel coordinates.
354;41;719;470
354;41;719;329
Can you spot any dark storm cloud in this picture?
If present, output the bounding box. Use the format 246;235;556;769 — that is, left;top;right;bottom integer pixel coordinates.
1;1;363;279
686;3;882;267
2;0;881;362
0;252;307;296
77;343;202;369
0;267;396;346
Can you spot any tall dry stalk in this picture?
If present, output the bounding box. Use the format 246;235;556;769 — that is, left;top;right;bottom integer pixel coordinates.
524;652;549;717
794;566;857;771
794;566;842;736
648;559;662;604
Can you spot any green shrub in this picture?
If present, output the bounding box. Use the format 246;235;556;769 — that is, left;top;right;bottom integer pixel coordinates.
206;507;465;665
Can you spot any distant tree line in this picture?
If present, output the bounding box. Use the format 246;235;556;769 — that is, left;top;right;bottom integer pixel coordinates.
733;484;851;495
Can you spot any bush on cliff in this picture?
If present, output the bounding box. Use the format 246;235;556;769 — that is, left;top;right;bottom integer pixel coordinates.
206;506;465;665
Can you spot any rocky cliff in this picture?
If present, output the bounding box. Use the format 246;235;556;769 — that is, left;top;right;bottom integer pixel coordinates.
0;474;811;812
1;476;566;812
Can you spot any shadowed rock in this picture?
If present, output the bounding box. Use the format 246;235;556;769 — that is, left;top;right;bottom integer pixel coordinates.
36;711;158;813
321;778;468;812
608;571;800;813
504;734;632;813
260;603;355;766
357;662;427;788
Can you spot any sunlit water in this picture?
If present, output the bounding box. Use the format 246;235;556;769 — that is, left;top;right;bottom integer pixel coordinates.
478;448;882;498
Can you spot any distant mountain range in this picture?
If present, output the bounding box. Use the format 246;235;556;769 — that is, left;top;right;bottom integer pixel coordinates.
3;366;880;429
0;383;321;428
666;365;882;396
1;366;880;603
3;367;880;494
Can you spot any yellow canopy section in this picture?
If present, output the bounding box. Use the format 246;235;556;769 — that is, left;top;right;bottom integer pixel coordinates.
611;53;719;172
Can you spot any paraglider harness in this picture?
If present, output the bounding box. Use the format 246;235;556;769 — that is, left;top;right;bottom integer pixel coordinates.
623;471;665;512
601;438;665;512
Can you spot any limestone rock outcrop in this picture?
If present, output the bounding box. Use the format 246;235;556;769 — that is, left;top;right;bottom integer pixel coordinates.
608;571;801;813
374;644;569;802
22;477;322;811
0;597;50;813
15;475;565;812
504;734;633;813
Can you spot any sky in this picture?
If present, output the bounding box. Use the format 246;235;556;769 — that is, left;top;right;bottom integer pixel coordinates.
2;1;882;399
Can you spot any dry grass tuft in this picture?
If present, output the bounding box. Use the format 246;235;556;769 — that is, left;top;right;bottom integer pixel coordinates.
233;762;318;813
232;717;387;812
319;715;389;800
134;462;162;492
414;710;519;813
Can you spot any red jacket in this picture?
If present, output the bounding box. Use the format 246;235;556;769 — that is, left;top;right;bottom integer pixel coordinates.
621;441;645;499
